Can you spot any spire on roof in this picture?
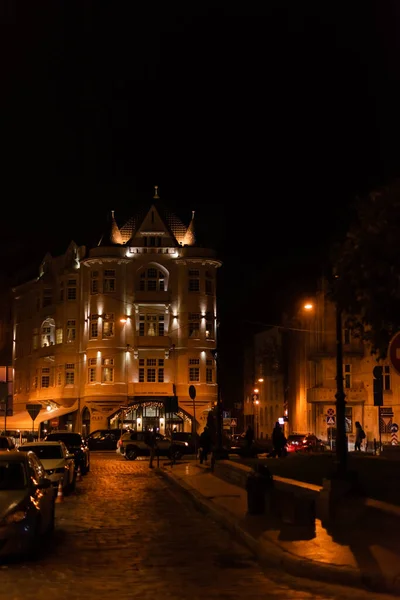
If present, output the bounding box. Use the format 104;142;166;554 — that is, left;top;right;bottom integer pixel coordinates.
153;185;160;199
182;210;196;246
98;211;123;246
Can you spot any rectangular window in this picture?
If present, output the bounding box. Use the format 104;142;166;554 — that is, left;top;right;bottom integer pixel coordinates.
65;363;75;385
188;270;200;292
91;270;100;295
90;316;98;339
43;288;52;307
344;364;351;389
67;279;77;301
384;365;391;391
32;331;39;351
206;359;214;383
188;313;200;338
59;283;64;302
41;367;50;388
139;314;164;336
205;312;214;339
102;358;114;382
66;320;76;343
56;328;63;344
103;270;116;293
102;313;115;338
189;367;200;382
88;368;96;383
138;358;164;382
205;271;213;295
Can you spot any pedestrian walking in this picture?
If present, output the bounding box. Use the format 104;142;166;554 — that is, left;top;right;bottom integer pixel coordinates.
145;427;157;468
199;426;212;464
245;425;254;449
272;421;287;458
355;421;366;451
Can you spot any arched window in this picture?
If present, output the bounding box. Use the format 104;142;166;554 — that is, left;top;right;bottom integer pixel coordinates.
137;264;168;292
41;318;55;347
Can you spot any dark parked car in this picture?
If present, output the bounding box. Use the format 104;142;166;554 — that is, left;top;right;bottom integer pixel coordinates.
170;432;198;454
118;431;187;461
0;436;16;452
86;429;122;451
286;433;326;453
0;450;55;558
44;431;90;474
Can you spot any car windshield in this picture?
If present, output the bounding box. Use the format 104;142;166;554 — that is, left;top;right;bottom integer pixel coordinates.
21;445;63;459
46;434;82;446
0;462;27;490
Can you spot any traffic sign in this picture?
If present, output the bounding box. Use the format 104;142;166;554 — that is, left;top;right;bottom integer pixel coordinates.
326;415;336;426
26;403;42;421
189;385;196;400
230;418;237;427
223;411;231;419
391;423;399;433
389;332;400;375
327;408;335;416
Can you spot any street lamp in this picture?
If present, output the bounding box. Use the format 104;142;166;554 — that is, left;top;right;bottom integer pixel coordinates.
252;388;260;439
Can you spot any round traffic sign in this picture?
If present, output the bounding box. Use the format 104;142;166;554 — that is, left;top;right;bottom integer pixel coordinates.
327;408;335;416
389;332;400;376
391;423;399;433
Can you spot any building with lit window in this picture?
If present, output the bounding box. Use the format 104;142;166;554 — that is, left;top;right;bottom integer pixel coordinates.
10;189;222;437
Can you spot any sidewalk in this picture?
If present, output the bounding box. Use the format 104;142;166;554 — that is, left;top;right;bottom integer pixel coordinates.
157;460;400;596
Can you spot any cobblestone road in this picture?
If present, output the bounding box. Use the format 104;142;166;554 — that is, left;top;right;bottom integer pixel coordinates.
0;454;396;600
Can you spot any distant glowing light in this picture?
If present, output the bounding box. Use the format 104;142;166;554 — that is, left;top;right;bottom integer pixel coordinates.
304;303;314;311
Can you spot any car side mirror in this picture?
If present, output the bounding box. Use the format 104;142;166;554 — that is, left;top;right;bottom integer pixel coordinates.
37;477;52;489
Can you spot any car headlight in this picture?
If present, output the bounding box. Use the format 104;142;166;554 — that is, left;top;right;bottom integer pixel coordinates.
4;510;27;524
184;442;189;447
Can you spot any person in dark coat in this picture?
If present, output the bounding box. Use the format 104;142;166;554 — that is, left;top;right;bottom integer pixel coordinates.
272;422;286;458
355;421;366;451
199;426;212;464
145;427;157;468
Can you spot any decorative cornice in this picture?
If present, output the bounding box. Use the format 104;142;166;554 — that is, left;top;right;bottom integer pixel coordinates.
82;258;131;267
175;258;222;268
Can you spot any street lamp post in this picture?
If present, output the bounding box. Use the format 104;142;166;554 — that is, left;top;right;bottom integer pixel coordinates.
335;303;347;476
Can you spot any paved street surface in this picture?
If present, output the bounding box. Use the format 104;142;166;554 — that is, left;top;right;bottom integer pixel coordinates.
1;453;397;600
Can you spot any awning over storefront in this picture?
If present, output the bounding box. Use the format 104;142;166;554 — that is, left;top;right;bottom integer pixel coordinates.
2;400;79;432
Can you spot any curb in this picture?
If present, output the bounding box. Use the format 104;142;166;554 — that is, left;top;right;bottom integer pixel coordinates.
157;466;399;596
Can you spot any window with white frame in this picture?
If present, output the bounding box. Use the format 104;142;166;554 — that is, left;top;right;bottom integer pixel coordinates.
41;367;50;388
138;358;164;382
41;318;55;347
56;328;63;344
188;313;200;338
384;365;391;391
188;270;200;292
344;364;351;389
102;313;114;338
206;359;214;383
101;358;114;382
66;320;76;343
205;312;214;339
103;270;116;293
205;271;214;295
189;358;200;382
88;358;97;383
65;363;75;385
139;314;164;336
91;270;100;294
139;267;165;292
67;279;77;301
90;315;99;339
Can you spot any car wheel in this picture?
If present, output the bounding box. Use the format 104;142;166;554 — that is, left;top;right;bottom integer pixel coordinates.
126;447;138;460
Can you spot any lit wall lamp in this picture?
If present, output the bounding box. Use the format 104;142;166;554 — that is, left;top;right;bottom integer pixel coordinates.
120;317;128;323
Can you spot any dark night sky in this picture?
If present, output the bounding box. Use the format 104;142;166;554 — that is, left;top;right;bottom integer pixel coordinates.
2;3;400;402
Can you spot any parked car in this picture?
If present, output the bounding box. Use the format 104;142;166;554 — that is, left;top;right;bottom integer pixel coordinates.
0;436;16;452
0;450;55;558
86;429;122;451
44;431;90;474
18;441;76;494
118;431;187;461
170;432;198;454
228;433;262;458
286;433;326;453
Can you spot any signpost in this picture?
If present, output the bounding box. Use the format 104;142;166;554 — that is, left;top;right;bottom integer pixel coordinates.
26;403;42;438
189;385;197;458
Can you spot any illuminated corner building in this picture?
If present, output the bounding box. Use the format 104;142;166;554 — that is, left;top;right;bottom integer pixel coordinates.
10;188;222;436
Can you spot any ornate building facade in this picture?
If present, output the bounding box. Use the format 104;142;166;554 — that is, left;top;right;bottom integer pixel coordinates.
10;191;221;437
